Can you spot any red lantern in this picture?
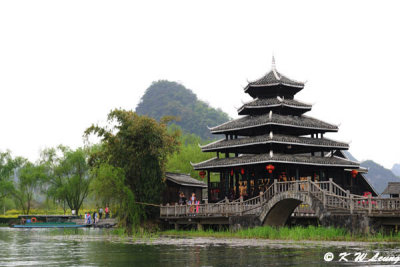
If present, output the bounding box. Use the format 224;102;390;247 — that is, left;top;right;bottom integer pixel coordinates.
266;164;275;174
241;168;245;175
351;170;358;178
199;171;206;179
230;169;234;176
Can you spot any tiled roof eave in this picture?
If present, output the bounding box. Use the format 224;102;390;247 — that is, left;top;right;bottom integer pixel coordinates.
244;82;304;92
210;121;338;134
201;139;349;152
192;157;359;170
237;104;312;114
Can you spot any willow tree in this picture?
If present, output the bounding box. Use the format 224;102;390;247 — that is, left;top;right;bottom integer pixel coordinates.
85;109;180;224
43;146;91;215
13;161;46;215
0;151;19;202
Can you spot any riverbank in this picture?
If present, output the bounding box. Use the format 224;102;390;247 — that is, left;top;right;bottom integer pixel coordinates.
159;226;400;242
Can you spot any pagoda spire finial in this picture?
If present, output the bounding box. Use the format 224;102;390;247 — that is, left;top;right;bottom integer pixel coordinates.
271;55;276;70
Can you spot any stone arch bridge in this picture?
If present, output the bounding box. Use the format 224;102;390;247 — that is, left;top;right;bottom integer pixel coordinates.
160;179;400;233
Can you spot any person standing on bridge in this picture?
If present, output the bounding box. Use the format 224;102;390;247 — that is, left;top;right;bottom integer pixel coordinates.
190;193;196;215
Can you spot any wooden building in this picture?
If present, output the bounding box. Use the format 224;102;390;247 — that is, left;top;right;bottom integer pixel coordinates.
382;182;400;198
192;58;375;202
162;172;207;204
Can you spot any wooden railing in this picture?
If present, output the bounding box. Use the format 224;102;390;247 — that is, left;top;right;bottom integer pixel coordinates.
160;179;400;218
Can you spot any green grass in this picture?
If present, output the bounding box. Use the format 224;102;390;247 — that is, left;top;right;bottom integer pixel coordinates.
161;226;400;242
0;215;18;219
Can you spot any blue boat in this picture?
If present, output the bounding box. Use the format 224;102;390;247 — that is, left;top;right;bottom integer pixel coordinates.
13;222;88;228
12;215;88;228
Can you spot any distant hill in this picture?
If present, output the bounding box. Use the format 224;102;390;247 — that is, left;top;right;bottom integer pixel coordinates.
342;151;400;195
392;164;400;177
361;160;400;195
136;80;230;140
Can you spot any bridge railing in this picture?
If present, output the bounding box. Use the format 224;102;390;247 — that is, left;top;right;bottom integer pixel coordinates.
160;179;400;218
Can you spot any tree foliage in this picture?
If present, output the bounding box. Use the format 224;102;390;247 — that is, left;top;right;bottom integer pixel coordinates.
13;161;46;215
166;125;217;180
0;151;17;201
90;163;139;228
136;80;230;140
42;146;91;215
85;109;180;225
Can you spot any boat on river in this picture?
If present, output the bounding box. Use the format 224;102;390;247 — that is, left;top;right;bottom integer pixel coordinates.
13;222;88;228
12;215;88;228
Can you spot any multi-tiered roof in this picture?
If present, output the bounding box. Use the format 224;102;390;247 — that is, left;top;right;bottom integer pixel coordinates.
193;58;359;171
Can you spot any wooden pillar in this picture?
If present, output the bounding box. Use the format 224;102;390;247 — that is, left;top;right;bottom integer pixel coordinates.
219;172;223;200
207;171;211;202
225;171;231;197
246;171;250;197
296;168;299;180
254;175;259;195
235;172;240;198
229;172;234;195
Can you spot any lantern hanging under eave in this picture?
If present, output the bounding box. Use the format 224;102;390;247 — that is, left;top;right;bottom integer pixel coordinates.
241;168;245;175
266;164;275;174
230;169;234;176
351;170;358;178
199;171;206;179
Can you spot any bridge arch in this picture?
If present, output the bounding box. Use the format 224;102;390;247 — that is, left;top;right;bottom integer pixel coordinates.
258;191;326;226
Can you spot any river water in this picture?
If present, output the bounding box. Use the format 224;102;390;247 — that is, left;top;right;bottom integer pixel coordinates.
1;228;400;266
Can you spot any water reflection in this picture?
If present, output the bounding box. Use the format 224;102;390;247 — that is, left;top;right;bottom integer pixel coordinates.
0;228;399;266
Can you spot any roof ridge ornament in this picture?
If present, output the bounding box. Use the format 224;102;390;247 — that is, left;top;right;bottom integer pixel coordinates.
269;110;273;119
269;131;273;139
271;56;281;81
269;150;274;158
271;55;276;70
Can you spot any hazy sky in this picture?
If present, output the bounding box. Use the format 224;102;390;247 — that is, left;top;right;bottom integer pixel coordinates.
0;1;399;168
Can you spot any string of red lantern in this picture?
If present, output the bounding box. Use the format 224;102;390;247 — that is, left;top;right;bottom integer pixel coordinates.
199;171;206;179
351;170;358;178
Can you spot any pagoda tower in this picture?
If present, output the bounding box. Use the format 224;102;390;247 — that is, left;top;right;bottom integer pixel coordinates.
192;58;373;202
